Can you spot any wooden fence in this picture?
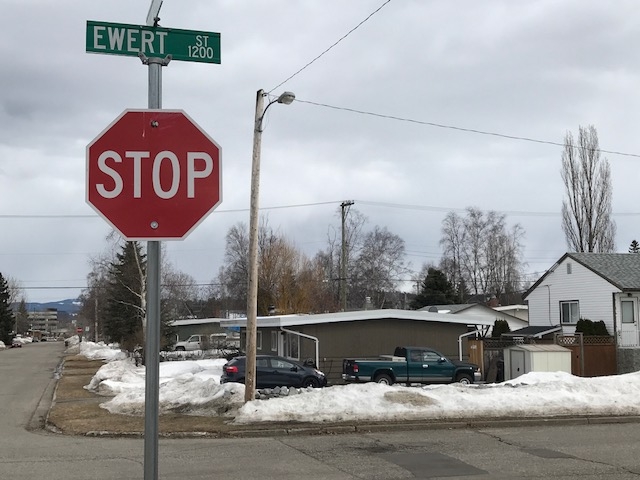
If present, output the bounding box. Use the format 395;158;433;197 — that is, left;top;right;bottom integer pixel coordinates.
554;334;617;377
469;334;617;382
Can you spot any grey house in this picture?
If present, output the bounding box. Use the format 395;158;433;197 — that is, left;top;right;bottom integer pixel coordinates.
524;252;640;372
220;309;493;385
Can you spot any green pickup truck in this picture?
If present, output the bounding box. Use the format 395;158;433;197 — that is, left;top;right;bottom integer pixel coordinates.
342;346;481;385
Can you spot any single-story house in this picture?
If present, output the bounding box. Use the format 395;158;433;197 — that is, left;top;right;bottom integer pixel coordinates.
524;252;640;373
220;309;494;385
493;304;529;322
420;304;528;334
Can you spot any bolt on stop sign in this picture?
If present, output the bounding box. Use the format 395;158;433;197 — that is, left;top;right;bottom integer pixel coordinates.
86;109;221;240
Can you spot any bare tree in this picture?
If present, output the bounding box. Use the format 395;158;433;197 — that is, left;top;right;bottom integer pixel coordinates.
5;276;24;307
215;222;250;309
440;207;526;302
461;207;491;295
350;226;408;309
439;211;467;301
561;125;616;252
485;223;525;298
162;267;199;320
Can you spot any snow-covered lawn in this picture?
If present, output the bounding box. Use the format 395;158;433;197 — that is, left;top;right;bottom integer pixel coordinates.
74;339;640;424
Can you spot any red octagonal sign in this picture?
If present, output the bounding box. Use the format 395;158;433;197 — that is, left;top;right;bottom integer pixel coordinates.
86;109;222;240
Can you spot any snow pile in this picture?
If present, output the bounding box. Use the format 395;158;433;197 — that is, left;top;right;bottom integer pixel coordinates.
74;341;640;424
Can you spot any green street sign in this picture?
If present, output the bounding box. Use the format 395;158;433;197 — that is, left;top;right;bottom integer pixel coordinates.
86;20;220;64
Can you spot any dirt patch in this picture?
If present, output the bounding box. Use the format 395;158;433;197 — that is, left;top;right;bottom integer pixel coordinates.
47;399;234;436
384;390;436;406
47;354;247;437
55;374;97;401
46;354;374;438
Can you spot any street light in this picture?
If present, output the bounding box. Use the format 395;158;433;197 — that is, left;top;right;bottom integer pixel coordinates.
245;88;295;402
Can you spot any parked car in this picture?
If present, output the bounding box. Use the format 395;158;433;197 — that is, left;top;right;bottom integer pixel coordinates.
221;355;327;388
11;339;22;348
342;346;481;385
174;333;228;351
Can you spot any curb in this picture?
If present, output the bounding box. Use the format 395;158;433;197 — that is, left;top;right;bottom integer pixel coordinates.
29;356;65;432
68;414;640;439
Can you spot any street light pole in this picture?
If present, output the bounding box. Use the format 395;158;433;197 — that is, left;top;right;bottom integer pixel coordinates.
245;88;295;403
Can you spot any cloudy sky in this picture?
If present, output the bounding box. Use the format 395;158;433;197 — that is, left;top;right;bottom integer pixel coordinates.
2;1;639;303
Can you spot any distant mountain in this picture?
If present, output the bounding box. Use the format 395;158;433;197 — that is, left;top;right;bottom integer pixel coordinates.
15;299;82;315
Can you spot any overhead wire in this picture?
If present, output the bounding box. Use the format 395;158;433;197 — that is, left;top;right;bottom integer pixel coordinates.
268;0;392;93
294;99;640;159
5;199;640;219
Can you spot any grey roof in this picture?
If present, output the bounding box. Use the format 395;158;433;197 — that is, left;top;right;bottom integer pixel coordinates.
503;325;561;338
568;253;640;290
525;252;640;299
419;304;475;314
220;308;495;328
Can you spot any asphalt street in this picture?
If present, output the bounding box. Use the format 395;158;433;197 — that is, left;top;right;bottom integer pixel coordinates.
3;341;640;479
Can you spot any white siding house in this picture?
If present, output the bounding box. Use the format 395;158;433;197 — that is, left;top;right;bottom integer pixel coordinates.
421;304;527;334
525;256;618;336
524;253;640;373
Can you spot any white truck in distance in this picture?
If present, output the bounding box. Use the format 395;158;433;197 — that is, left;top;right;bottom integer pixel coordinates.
174;333;227;351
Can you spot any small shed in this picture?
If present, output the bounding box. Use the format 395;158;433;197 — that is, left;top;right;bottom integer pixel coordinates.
503;344;572;381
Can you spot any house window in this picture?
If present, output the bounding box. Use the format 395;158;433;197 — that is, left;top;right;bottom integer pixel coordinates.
240;330;262;350
566;263;572;274
560;301;579;324
271;331;278;351
283;332;300;360
622;300;636;324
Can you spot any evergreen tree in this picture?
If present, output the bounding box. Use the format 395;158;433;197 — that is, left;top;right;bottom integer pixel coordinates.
630;240;640;253
103;242;146;350
0;273;15;345
410;268;456;309
491;319;511;338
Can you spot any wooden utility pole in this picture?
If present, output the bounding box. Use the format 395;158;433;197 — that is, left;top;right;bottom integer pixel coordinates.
340;200;354;311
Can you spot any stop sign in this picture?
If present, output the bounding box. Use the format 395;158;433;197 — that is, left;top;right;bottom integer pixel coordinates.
86;109;221;240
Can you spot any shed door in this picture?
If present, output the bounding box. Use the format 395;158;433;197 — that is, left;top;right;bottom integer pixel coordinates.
620;299;639;347
510;350;526;380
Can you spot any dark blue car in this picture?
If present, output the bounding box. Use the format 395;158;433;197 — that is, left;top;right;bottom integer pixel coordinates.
221;355;327;388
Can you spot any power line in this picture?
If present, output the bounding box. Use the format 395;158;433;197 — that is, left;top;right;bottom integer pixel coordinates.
355;200;640;218
269;0;392;93
6;199;640;220
0;201;341;219
295;98;640;159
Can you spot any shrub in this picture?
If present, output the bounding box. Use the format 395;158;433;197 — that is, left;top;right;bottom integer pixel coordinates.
575;318;609;336
491;319;511;338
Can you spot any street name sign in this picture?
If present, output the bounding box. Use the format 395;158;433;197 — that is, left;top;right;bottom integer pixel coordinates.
86;20;221;64
86;110;222;240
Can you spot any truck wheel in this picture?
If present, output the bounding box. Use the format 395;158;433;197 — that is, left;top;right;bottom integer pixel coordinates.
374;374;393;385
456;373;473;385
175;346;185;351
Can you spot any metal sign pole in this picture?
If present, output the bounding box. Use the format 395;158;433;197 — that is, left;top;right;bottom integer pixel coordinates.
85;5;220;478
143;55;168;480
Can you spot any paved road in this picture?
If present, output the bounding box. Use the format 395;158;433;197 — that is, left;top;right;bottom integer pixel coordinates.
2;342;640;479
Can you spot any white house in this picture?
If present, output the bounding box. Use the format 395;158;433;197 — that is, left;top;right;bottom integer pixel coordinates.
524;252;640;372
493;304;528;322
420;304;528;334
